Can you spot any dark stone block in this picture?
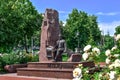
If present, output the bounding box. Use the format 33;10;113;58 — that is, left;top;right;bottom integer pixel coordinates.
4;64;27;73
67;54;82;62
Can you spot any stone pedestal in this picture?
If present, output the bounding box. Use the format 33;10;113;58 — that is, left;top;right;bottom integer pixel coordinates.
17;61;95;79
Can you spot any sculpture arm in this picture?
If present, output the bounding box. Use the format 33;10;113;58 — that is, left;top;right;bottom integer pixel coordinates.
64;42;67;53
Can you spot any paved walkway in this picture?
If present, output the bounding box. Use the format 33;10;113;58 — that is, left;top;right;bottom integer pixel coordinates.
0;73;71;80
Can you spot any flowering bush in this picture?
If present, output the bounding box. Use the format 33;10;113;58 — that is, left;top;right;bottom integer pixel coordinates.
115;34;120;41
73;34;120;80
96;34;120;80
82;45;100;63
73;67;82;80
73;64;90;80
115;34;120;49
103;46;120;80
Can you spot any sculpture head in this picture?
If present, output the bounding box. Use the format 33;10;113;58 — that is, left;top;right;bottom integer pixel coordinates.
58;34;62;40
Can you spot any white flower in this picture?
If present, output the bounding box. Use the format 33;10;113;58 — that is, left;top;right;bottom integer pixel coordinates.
73;68;82;79
0;54;2;57
116;34;120;41
99;73;102;77
105;50;111;56
83;45;91;52
78;64;83;67
115;63;120;68
113;54;119;58
109;59;120;69
109;64;114;70
111;45;117;51
114;59;120;68
109;71;116;80
85;70;89;73
92;47;100;55
105;58;111;64
82;53;89;61
114;59;120;64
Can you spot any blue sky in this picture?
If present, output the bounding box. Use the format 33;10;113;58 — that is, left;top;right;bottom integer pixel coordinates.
30;0;120;35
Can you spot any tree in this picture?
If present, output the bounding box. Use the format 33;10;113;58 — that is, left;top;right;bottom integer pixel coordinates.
0;0;43;53
115;25;120;49
59;21;65;38
102;33;114;51
63;9;101;51
88;15;101;45
115;25;120;34
0;0;22;52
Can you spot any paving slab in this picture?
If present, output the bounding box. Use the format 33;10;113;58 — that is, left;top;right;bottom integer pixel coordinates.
0;73;71;80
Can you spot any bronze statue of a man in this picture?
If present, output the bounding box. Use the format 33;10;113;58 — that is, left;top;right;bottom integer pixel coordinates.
53;34;66;62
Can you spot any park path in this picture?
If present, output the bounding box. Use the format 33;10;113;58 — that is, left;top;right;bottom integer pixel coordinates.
0;76;43;80
0;73;71;80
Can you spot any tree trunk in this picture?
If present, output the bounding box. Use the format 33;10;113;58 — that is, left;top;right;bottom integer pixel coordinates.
24;35;28;53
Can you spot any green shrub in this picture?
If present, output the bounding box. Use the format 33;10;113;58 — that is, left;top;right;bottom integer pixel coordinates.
0;55;6;71
62;53;68;62
96;52;107;62
0;52;39;71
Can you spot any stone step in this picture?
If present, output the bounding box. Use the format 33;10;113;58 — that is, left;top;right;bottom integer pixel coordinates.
17;61;97;79
17;67;101;79
17;68;73;79
27;61;95;69
89;66;102;74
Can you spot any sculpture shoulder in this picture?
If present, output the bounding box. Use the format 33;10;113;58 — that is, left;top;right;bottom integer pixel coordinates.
60;40;65;43
46;46;54;50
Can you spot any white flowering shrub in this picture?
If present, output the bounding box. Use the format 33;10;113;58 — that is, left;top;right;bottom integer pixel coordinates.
73;64;91;80
115;34;120;41
98;34;120;80
82;45;100;63
83;45;91;52
73;35;120;80
73;67;82;80
100;51;120;80
103;48;120;80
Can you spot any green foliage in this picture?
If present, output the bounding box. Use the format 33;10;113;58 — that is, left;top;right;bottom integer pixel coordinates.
0;56;6;71
74;64;93;80
115;25;120;34
0;0;43;53
101;34;114;51
116;38;120;49
62;53;68;62
111;49;120;57
77;39;120;79
88;15;101;45
97;52;106;62
0;52;39;71
63;9;101;51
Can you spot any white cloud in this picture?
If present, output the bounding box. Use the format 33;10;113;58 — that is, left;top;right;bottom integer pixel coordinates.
96;12;120;16
98;21;120;36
